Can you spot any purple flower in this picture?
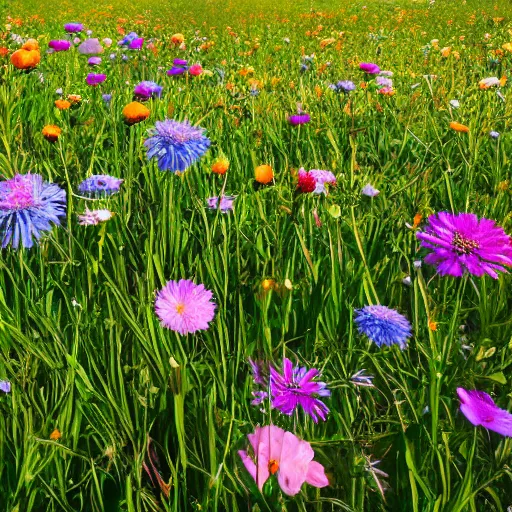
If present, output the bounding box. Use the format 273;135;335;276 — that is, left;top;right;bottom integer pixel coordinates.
351;370;375;388
332;80;356;92
102;94;112;105
155;279;216;335
355;305;411;349
118;32;139;47
490;131;500;139
288;113;311;126
64;22;83;33
128;37;144;50
173;58;188;66
78;38;103;55
361;184;380;197
103;38;112;47
88;56;102;66
457;388;512;437
376;76;393;88
0;174;66;249
0;380;11;393
49;40;71;52
416;212;512;278
144;119;211;172
207;196;235;212
270;357;330;422
78;208;114;226
167;66;187;76
249;358;269;406
86;73;106;86
78;175;123;196
309;169;336;194
359;62;381;74
134;81;163;100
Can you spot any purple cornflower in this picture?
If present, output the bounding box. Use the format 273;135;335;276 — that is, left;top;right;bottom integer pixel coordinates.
361;184;380;197
270;357;330;423
86;73;106;86
0;174;66;249
78;38;103;55
359;62;381;74
351;369;375;388
355;305;411;349
207;196;235;212
167;66;187;76
144;119;211;172
49;40;71;52
78;175;123;196
155;279;216;335
134;81;163;100
457;388;512;437
102;93;112;105
88;56;102;66
416;212;512;278
331;80;356;93
128;37;144;50
0;380;11;393
118;32;139;47
64;22;83;33
288;113;311;126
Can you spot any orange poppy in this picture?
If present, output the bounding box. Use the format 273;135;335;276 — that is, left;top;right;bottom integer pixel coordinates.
449;121;469;133
10;48;40;70
122;101;150;125
42;125;61;142
55;99;71;110
211;157;229;175
255;164;274;184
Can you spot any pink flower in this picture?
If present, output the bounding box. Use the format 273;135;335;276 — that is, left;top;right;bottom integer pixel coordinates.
189;64;203;76
155;279;216;335
238;425;329;496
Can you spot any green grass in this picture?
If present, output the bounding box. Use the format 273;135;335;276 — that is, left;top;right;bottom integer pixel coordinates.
1;0;512;510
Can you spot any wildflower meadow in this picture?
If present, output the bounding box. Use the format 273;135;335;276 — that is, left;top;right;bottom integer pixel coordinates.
2;0;512;510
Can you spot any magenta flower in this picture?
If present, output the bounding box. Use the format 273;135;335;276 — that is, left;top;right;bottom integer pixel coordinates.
238;425;329;496
49;40;71;52
270;358;330;422
86;73;106;86
64;22;83;33
359;62;381;74
134;81;163;100
155;279;216;335
128;37;144;50
457;388;512;437
189;64;203;76
288;113;311;126
173;58;188;66
167;66;187;76
416;212;512;278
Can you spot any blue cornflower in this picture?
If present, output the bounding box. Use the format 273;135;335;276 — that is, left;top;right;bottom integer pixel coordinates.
331;80;356;93
78;175;123;196
118;32;139;47
354;305;411;349
102;93;112;105
0;380;11;393
144;119;211;172
0;174;66;249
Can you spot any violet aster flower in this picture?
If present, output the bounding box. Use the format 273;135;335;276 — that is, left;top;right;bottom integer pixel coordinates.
49;40;71;52
88;56;102;66
134;81;163;100
78;208;114;226
154;279;216;335
288;113;311;126
64;22;83;33
86;73;106;86
490;131;500;139
78;175;123;196
361;184;380;197
128;37;144;50
173;58;188;66
0;174;66;249
457;388;512;437
332;80;356;92
118;32;139;47
360;62;381;74
78;38;103;55
416;212;512;278
270;357;330;422
376;76;393;88
309;169;336;194
0;380;11;393
167;66;187;76
207;195;235;212
355;305;411;349
144;119;211;172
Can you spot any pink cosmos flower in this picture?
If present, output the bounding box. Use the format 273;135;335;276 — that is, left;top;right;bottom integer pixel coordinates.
155;279;216;335
238;425;329;496
457;388;512;437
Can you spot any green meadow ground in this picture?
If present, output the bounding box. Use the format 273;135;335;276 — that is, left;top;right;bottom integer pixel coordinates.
2;0;512;510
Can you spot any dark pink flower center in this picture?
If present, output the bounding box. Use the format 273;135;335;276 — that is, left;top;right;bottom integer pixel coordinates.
0;181;35;210
452;231;479;255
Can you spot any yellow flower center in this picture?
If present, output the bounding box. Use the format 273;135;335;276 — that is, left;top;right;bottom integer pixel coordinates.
176;303;185;315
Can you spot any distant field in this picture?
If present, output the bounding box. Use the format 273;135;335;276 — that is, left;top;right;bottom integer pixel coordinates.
2;0;512;511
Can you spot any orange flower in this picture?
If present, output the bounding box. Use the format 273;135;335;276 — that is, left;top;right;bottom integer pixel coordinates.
261;279;276;291
67;94;82;104
440;46;451;57
255;164;274;184
50;429;61;441
413;213;422;229
171;33;184;45
0;47;9;57
211;157;229;175
122;101;150;125
22;39;39;51
449;121;469;133
502;42;512;52
10;48;40;70
55;99;71;110
319;37;335;48
42;125;61;142
428;320;438;331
